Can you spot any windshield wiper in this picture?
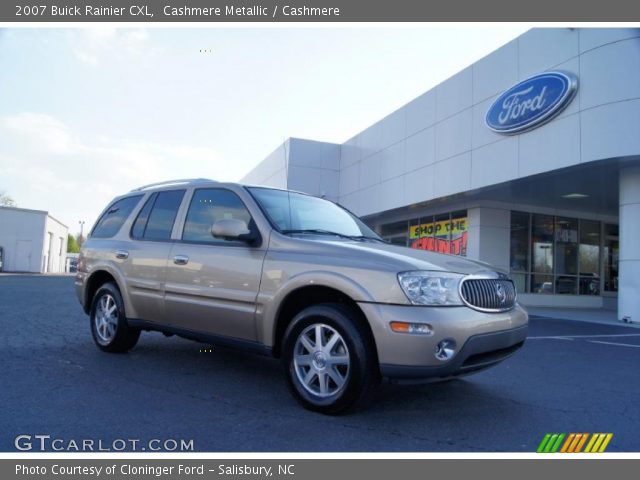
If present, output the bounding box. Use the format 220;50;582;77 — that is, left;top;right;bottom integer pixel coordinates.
280;229;384;242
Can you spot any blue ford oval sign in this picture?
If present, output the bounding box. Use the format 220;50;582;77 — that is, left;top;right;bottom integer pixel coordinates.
486;71;578;135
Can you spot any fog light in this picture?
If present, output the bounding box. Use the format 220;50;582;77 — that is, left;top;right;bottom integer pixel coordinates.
435;339;456;361
390;321;433;335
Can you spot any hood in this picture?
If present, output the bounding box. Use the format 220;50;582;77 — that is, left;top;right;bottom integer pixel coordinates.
330;240;501;275
272;233;502;276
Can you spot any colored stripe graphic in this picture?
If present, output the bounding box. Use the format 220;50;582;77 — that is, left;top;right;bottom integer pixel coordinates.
598;434;613;453
538;433;613;453
560;433;575;453
544;434;559;453
537;433;565;453
584;434;598;453
550;433;565;453
537;434;552;453
585;433;613;453
574;433;589;453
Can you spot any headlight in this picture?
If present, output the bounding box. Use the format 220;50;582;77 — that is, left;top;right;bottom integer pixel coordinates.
397;271;464;306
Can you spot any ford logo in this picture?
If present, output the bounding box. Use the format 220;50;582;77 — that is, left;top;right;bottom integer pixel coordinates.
486;71;578;135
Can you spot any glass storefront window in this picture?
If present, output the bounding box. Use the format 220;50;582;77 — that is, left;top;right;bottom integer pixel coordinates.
532;214;554;274
604;227;619;293
555;275;578;295
554;217;578;276
531;274;554;294
381;211;468;256
409;218;421;243
510;212;529;272
510;212;616;297
579;220;600;295
433;213;451;255
511;273;528;294
450;211;467;256
379;219;408;246
604;242;619;292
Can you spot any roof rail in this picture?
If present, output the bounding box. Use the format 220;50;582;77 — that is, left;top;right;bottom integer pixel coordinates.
130;178;215;192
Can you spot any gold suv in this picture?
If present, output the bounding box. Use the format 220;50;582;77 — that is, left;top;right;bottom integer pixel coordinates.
76;179;528;414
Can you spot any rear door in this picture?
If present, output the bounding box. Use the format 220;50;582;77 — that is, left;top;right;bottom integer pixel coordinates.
163;187;267;341
120;189;185;324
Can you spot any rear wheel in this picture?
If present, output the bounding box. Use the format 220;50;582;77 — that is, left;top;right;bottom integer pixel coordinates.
282;303;380;414
90;282;140;353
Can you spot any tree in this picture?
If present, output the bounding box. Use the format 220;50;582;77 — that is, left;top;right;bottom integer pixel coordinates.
0;192;16;207
67;234;80;253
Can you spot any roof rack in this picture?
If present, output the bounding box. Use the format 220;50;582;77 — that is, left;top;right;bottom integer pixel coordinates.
130;178;215;192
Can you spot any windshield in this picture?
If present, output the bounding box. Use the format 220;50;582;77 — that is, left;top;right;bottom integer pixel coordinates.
248;187;382;240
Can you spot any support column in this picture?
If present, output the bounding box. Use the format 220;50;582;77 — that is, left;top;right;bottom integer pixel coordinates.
466;207;511;273
619;166;640;323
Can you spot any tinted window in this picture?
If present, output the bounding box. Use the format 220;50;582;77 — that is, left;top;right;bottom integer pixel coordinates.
91;195;143;239
131;190;185;241
131;194;156;239
182;189;252;244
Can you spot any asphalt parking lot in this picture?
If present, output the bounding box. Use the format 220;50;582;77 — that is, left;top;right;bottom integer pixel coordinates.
1;274;639;452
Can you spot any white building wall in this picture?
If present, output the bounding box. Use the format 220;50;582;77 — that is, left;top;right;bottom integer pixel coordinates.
241;141;289;189
618;166;640;323
336;28;640;217
241;138;341;201
239;28;640;312
44;215;68;274
241;29;640;217
0;207;47;272
466;207;511;273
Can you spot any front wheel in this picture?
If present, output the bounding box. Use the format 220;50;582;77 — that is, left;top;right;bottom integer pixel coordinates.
282;303;380;414
90;282;140;353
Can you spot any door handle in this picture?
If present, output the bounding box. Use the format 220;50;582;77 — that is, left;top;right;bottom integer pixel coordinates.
173;255;189;265
115;250;129;259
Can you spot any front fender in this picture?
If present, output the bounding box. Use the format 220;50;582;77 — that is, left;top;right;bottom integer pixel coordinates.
255;270;376;348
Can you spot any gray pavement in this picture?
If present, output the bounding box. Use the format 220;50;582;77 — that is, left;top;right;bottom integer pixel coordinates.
1;275;639;452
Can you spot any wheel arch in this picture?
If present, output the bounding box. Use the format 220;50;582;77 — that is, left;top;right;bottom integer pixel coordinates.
270;283;377;360
83;268;125;314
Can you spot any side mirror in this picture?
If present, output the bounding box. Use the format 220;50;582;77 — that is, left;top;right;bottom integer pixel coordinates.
211;218;258;244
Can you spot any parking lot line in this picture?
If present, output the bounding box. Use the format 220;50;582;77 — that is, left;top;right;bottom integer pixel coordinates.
528;333;640;340
587;340;640;348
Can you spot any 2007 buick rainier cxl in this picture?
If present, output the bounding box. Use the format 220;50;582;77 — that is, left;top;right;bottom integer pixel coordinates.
76;179;528;414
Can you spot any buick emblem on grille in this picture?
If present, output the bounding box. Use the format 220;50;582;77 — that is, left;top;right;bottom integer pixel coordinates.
496;283;507;304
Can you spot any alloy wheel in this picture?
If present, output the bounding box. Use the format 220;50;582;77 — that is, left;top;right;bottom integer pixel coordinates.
94;293;118;344
293;323;350;397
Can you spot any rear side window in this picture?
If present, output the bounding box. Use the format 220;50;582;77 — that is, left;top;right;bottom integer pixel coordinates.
182;188;252;244
91;195;143;239
131;190;185;241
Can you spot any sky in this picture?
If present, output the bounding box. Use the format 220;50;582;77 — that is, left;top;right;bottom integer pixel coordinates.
0;26;528;234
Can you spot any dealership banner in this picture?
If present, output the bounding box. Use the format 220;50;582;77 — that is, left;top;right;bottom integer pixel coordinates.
4;459;640;480
409;217;468;256
2;0;640;22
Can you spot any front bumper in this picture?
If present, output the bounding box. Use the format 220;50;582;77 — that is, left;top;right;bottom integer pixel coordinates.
358;302;528;380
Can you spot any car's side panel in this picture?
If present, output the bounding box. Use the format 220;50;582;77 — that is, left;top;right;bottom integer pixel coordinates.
118;241;173;324
163;242;267;341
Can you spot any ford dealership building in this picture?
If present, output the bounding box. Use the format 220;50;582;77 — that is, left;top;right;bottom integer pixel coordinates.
242;28;640;323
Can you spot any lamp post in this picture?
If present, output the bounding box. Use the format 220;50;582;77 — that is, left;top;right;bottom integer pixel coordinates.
78;220;85;246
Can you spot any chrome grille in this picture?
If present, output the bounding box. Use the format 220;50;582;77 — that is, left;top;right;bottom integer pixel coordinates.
460;278;516;312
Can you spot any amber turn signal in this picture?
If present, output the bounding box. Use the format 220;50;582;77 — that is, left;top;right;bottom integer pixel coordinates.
390;321;433;335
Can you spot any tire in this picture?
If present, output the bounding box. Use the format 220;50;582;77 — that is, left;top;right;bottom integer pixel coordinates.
281;303;380;414
89;282;140;353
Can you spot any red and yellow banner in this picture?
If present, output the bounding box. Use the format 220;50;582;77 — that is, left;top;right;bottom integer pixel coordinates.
409;217;467;256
